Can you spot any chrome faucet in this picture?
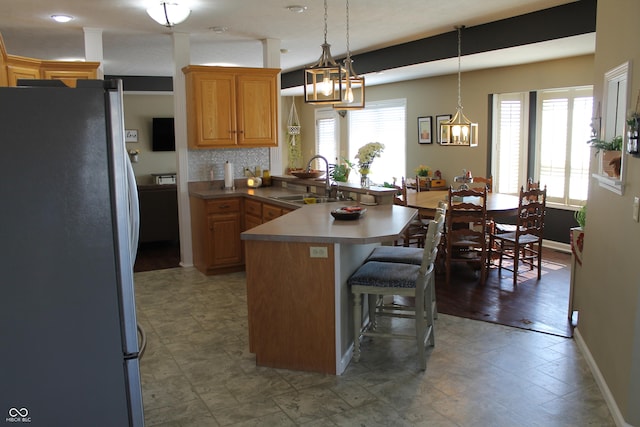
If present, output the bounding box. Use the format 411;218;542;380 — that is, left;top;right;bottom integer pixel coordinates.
306;155;331;196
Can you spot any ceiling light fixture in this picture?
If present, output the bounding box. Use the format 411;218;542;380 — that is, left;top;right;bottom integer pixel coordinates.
304;0;344;104
146;2;191;28
441;26;478;146
334;0;365;110
51;15;73;23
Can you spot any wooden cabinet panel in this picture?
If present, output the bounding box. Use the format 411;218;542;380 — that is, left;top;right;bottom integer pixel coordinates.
243;198;262;231
236;74;277;146
207;212;242;267
262;203;283;223
183;65;280;149
190;196;243;275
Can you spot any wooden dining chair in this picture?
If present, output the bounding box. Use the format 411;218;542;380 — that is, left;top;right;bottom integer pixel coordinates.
494;178;540;234
393;177;427;247
488;185;547;286
445;186;488;286
471;176;493;192
348;214;445;370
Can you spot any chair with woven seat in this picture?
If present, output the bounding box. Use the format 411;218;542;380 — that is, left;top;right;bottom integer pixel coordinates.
488;185;547;286
348;214;445;370
445;186;488;286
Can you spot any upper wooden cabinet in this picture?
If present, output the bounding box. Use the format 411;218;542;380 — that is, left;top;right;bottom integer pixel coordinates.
183;65;280;149
0;32;99;87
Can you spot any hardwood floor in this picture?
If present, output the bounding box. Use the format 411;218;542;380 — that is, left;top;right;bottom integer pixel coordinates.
435;248;574;337
134;241;180;273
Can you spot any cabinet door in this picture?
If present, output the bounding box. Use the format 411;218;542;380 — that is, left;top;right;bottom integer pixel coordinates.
236;73;278;147
188;72;236;148
6;64;40;86
262;203;283;222
207;212;242;267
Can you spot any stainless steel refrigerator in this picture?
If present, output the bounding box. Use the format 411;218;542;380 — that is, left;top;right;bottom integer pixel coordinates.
0;80;144;426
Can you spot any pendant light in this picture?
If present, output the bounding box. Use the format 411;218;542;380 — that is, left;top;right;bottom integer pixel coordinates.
304;0;344;104
147;2;191;28
441;26;478;146
334;0;365;110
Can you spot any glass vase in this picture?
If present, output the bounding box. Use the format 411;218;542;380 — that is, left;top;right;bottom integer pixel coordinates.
360;174;370;188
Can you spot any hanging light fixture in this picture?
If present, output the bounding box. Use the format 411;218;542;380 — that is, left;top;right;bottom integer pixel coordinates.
304;0;344;104
146;2;191;27
334;0;365;110
441;26;478;146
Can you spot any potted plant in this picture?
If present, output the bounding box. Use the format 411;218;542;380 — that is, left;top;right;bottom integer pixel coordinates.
574;204;586;229
588;135;622;177
414;165;431;190
330;158;354;182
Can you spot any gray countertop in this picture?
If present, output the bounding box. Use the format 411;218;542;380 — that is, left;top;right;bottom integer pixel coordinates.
241;202;417;244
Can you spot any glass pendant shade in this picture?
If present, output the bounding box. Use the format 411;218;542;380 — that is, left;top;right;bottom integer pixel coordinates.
441;109;478;146
333;59;365;110
304;47;344;103
147;2;191;27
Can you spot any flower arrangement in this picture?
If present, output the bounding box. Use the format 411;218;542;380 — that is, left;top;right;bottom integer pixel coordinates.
355;142;385;175
415;165;431;177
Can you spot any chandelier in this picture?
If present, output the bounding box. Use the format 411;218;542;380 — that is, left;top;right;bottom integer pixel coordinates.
441;26;478;146
304;0;344;104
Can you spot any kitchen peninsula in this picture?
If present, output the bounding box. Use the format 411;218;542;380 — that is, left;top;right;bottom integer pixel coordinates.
241;201;417;375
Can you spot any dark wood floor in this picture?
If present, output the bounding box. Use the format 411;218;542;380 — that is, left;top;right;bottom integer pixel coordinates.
134;241;574;337
436;248;574;337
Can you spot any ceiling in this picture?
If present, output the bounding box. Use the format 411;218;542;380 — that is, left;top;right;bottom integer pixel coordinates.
0;0;593;90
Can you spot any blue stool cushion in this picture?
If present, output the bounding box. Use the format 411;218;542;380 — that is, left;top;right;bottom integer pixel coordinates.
366;246;423;265
348;261;420;289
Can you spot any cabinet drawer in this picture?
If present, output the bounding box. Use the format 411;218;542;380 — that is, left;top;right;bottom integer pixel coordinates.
262;204;283;222
206;198;240;214
244;199;262;217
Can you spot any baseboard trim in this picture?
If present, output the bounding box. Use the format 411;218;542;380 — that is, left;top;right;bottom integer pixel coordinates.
574;327;630;427
543;239;570;253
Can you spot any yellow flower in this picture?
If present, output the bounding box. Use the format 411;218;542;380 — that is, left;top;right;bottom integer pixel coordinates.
415;165;431;177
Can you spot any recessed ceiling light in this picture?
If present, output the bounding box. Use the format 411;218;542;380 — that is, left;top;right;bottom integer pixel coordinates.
286;5;307;13
209;26;228;34
280;48;289;54
51;14;73;23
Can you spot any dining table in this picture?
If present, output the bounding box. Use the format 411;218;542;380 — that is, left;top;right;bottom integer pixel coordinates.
404;190;521;220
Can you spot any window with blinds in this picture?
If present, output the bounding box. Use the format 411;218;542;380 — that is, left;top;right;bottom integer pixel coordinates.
314;109;338;169
348;99;406;185
492;93;528;194
536;87;592;205
491;87;592;207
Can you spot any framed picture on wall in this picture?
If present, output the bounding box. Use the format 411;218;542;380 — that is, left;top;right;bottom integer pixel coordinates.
436;114;452;144
418;116;432;144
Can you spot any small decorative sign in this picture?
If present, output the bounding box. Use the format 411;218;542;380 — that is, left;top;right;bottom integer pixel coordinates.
125;129;138;142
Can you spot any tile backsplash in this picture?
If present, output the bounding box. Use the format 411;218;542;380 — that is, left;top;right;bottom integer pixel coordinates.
188;148;270;182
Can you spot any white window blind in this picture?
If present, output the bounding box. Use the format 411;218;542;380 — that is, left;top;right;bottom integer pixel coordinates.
492;93;528;194
536;87;592;205
348;99;406;185
314;109;338;168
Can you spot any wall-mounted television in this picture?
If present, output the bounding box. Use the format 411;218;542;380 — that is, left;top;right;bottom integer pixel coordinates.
152;117;175;152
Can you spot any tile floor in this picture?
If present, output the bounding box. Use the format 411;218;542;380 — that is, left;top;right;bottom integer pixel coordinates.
134;267;614;427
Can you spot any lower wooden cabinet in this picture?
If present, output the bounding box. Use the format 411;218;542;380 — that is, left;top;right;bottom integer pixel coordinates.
192;195;297;275
190;197;243;275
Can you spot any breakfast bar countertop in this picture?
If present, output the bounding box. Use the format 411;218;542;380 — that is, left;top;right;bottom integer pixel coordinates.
241;202;418;245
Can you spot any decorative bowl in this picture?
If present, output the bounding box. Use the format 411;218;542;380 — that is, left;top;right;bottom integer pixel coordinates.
291;169;325;179
331;206;366;220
